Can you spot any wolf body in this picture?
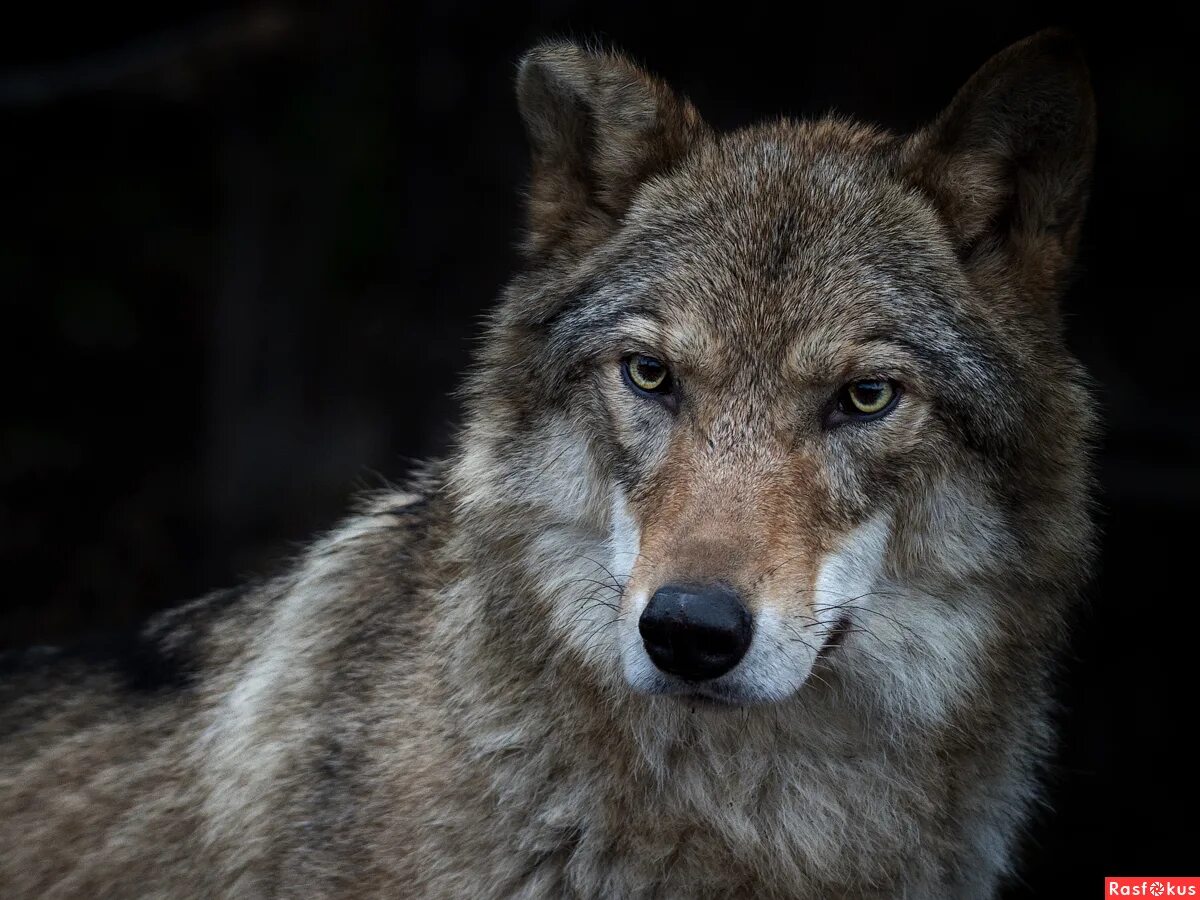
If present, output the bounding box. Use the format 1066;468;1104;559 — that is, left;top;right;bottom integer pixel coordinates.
1;32;1097;899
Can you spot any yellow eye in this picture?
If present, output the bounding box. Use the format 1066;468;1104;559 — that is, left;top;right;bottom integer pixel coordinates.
839;379;897;417
624;354;671;394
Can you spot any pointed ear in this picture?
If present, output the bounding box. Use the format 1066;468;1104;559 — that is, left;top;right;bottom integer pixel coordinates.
900;30;1096;304
516;42;709;261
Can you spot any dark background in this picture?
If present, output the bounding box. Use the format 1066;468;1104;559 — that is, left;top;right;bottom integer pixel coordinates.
2;2;1195;893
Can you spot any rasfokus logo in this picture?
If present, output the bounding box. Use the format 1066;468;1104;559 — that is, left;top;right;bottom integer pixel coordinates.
1106;878;1200;896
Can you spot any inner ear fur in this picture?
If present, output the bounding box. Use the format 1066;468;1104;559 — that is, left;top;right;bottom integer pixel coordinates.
516;41;709;262
900;30;1097;304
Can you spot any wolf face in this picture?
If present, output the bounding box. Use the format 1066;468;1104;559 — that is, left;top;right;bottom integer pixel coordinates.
454;33;1095;719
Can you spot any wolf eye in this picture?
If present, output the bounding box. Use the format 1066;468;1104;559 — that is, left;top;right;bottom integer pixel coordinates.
622;354;672;396
832;378;900;423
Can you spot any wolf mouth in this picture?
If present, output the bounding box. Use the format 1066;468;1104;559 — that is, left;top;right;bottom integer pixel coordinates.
816;616;852;661
673;681;766;708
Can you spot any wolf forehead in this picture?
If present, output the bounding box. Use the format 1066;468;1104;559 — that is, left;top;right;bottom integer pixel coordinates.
548;125;969;343
520;125;1015;416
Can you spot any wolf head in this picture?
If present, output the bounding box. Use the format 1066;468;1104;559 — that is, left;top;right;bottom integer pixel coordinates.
451;32;1096;719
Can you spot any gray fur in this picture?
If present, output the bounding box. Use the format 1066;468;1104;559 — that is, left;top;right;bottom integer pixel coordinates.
1;31;1096;898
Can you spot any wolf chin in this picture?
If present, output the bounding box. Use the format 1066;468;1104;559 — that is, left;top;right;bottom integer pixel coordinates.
1;31;1096;899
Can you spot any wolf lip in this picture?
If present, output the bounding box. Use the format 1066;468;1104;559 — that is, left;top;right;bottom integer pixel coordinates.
680;691;739;709
678;686;747;708
816;617;852;661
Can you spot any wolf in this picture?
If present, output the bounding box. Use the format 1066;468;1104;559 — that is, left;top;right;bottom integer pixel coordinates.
1;30;1096;899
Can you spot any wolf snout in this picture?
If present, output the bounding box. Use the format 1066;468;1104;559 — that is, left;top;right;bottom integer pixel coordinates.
638;584;752;681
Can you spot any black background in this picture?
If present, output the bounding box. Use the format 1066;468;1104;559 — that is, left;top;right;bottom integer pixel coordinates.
1;2;1195;894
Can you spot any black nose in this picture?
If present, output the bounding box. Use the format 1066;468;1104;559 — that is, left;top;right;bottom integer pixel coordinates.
639;584;752;681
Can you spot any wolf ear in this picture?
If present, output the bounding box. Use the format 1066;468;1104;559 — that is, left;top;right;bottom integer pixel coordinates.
516;42;709;261
901;30;1096;304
